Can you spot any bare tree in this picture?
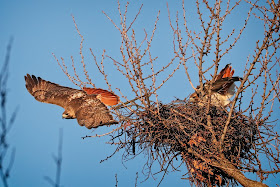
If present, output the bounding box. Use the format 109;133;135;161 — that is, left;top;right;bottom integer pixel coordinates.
0;38;17;187
53;0;279;186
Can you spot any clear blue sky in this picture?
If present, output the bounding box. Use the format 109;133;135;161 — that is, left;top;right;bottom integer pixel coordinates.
0;0;279;186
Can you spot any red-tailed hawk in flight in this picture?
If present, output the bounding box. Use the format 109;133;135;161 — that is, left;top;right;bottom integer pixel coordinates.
189;64;243;106
25;74;119;129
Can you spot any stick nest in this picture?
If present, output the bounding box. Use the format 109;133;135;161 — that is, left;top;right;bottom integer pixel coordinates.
113;100;257;186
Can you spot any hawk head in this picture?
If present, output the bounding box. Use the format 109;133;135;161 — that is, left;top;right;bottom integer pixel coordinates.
62;110;76;119
189;92;201;103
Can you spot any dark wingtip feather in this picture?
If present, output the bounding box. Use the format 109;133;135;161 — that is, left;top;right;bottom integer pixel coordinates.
25;74;34;94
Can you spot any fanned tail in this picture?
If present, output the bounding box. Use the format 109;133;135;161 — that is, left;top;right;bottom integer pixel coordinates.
83;87;120;106
222;65;235;78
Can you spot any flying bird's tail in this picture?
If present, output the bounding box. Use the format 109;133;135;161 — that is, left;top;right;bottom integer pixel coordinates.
83;87;120;106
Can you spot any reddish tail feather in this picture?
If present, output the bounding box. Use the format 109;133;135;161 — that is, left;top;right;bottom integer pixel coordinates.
83;87;120;106
222;65;235;78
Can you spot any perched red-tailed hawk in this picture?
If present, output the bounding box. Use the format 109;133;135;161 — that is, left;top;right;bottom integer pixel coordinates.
189;64;243;106
24;74;119;129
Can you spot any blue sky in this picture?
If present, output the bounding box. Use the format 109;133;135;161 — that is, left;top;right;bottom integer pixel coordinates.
0;0;279;186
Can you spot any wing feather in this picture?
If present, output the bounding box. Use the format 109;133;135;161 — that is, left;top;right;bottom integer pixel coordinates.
212;64;241;95
211;77;242;95
25;74;85;108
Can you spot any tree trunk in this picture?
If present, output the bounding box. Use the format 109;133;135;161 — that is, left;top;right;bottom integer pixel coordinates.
215;158;268;187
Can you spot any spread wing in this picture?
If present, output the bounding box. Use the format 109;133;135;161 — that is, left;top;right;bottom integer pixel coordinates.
75;95;118;129
25;74;85;108
211;77;242;95
83;87;120;106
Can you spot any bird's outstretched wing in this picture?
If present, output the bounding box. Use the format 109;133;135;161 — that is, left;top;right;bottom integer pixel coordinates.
211;77;242;95
25;74;83;108
83;87;120;106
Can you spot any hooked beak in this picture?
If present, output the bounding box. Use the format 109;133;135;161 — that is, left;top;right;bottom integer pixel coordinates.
62;114;74;119
189;92;199;103
189;97;195;103
62;114;67;119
